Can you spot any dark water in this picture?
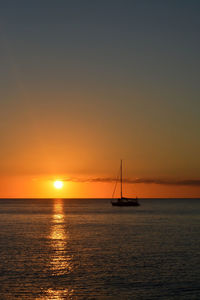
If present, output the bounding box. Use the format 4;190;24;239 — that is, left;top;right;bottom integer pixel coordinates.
0;198;199;299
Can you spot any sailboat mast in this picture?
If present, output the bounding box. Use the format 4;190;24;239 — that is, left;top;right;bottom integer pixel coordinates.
120;159;123;198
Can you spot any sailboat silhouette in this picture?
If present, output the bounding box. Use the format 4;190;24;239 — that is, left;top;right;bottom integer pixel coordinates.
111;160;140;206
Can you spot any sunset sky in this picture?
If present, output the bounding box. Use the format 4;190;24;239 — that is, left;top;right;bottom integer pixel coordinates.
0;1;200;198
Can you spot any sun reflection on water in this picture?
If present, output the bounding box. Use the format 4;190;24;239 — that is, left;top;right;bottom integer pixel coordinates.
49;199;73;276
38;199;75;300
37;288;75;300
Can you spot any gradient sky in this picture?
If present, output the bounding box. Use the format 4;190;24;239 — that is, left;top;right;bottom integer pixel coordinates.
0;1;200;197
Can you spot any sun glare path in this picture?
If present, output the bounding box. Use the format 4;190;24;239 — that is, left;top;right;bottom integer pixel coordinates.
54;180;63;189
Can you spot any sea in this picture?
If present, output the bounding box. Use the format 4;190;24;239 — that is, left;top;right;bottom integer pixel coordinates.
0;198;199;300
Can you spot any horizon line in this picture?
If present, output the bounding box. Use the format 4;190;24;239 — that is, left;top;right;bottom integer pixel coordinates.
0;197;200;200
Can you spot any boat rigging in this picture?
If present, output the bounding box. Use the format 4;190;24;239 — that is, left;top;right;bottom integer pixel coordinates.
111;160;140;207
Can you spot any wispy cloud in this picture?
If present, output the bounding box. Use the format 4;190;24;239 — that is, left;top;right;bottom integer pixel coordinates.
62;177;200;186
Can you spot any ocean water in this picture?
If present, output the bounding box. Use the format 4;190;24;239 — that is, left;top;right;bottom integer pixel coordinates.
0;198;199;300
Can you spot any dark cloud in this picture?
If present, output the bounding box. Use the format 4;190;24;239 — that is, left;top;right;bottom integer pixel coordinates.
62;177;200;186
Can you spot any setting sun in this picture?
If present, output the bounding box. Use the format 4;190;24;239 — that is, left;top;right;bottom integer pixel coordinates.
53;180;63;189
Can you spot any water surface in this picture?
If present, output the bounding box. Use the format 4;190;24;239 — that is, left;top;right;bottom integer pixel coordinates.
0;198;199;299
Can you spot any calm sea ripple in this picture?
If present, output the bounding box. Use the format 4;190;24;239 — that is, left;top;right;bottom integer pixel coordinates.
0;198;200;299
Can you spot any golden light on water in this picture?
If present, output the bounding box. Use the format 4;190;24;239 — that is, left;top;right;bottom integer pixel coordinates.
36;199;74;300
50;199;73;275
44;199;74;299
37;288;75;300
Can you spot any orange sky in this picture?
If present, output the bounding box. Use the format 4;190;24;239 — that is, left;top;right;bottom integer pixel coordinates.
0;2;200;198
0;174;200;198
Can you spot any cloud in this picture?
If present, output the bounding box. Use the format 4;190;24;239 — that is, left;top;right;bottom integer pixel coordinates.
62;177;200;186
130;179;200;186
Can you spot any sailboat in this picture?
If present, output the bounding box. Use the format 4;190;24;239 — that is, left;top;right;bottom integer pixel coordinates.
111;160;140;206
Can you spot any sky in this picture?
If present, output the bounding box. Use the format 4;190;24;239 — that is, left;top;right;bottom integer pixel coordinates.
0;0;200;198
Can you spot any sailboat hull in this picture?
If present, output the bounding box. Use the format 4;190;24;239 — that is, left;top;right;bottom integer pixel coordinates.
112;202;140;207
111;199;140;206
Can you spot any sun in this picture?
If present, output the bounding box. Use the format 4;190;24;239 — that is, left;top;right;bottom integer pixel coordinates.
53;180;63;189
